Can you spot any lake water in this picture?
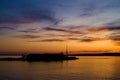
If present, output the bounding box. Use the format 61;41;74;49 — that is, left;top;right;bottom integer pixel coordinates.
0;56;120;80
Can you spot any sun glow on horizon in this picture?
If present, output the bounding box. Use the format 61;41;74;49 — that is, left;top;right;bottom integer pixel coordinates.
0;0;120;54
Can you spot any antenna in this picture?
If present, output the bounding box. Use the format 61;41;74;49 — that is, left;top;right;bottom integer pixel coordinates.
66;44;68;56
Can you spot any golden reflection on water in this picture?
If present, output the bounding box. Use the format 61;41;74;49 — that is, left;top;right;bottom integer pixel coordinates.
79;57;120;79
0;56;120;80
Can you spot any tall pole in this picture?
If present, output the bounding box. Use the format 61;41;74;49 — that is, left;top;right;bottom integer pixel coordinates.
66;44;68;57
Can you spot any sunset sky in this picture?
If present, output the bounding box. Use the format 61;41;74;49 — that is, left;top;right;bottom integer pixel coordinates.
0;0;120;54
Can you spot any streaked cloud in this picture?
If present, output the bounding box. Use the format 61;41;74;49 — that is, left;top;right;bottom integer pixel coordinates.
0;0;120;53
14;34;41;39
0;27;16;30
28;39;65;42
0;0;59;25
67;38;80;41
21;9;58;24
80;37;103;42
109;31;120;45
43;27;83;34
0;20;35;24
18;28;40;33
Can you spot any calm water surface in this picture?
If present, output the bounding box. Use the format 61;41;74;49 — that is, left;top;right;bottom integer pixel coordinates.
0;56;120;80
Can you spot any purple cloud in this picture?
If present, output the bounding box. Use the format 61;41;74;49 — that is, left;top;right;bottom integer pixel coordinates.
18;28;40;33
43;27;82;34
0;27;16;30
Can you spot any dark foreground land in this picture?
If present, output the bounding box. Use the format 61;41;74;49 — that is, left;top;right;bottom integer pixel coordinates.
0;53;120;61
0;53;78;61
26;53;78;61
0;57;23;61
72;53;120;56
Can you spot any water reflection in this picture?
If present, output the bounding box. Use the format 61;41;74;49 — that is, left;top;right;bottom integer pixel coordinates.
0;56;120;80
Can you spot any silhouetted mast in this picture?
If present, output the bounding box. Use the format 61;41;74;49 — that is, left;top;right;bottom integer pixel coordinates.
66;44;68;56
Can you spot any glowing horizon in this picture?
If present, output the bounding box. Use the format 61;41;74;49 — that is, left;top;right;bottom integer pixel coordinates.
0;0;120;54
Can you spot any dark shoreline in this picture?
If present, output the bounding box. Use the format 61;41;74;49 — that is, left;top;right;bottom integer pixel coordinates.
0;53;120;61
0;53;78;61
0;57;24;61
0;57;78;61
71;53;120;56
